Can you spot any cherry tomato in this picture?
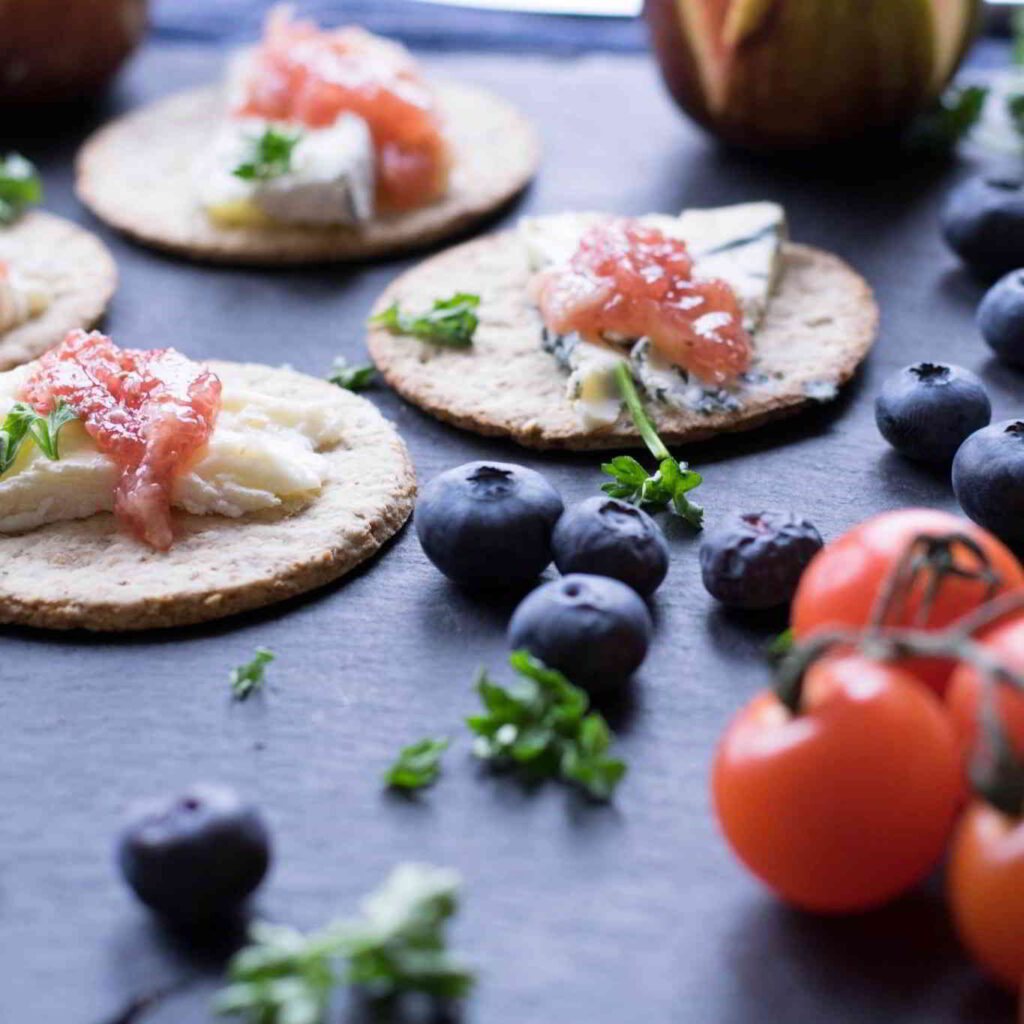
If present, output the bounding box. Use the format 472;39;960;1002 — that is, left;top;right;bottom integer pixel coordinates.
947;615;1024;765
949;801;1024;989
713;653;961;912
791;509;1024;695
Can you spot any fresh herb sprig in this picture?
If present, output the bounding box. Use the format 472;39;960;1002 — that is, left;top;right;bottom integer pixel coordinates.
905;84;988;155
370;293;480;348
327;356;375;392
233;127;303;182
0;400;77;476
230;648;275;701
0;153;43;226
601;362;703;528
468;650;626;801
214;864;474;1023
385;737;449;791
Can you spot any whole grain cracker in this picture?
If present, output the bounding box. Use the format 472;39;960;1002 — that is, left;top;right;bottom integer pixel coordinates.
76;82;540;265
0;361;416;631
0;211;117;370
367;235;879;450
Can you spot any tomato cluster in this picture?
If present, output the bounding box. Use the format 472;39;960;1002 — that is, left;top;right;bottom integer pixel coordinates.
712;508;1024;992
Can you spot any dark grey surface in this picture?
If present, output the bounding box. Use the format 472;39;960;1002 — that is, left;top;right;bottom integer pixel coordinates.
3;41;1022;1024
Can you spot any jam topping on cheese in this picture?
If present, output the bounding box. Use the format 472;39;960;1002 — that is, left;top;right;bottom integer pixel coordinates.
528;218;752;386
19;331;221;550
236;5;449;211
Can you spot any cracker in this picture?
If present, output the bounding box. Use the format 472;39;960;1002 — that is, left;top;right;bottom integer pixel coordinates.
0;211;117;370
0;362;416;631
75;82;540;265
366;235;879;450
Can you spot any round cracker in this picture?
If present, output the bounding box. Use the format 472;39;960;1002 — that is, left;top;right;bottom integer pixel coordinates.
0;211;117;370
366;235;879;450
75;81;540;265
0;362;415;631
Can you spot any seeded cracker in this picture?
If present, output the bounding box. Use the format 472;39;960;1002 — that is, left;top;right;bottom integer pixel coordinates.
0;362;416;631
76;83;540;265
366;237;879;450
0;212;117;370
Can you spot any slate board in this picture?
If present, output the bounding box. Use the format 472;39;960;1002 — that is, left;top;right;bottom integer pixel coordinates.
3;42;1020;1024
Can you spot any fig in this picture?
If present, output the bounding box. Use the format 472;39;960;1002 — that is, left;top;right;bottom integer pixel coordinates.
646;0;981;148
0;0;147;106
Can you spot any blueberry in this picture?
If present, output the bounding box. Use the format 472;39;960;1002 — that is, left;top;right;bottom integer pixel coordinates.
953;420;1024;548
979;269;1024;366
416;461;563;587
552;497;669;597
941;176;1024;277
117;783;270;923
875;362;991;463
507;573;652;692
699;511;823;609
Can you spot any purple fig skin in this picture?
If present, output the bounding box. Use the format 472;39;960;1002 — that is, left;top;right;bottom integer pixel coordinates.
644;0;981;150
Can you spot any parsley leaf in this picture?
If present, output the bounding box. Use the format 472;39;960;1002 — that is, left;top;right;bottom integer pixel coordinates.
600;362;704;528
0;153;43;226
905;84;988;155
230;648;275;701
327;356;375;392
0;399;77;476
233;127;303;182
467;650;626;801
765;628;794;660
370;293;479;348
384;737;449;791
214;864;474;1022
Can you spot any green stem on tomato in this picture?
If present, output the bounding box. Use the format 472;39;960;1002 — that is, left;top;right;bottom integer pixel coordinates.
614;361;669;461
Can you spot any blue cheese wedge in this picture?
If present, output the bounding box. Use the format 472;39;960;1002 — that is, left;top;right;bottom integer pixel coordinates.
542;329;626;429
199;115;375;228
522;203;787;424
0;366;346;533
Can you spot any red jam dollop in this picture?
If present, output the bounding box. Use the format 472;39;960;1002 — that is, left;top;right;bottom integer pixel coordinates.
19;330;222;551
236;6;450;211
529;218;752;386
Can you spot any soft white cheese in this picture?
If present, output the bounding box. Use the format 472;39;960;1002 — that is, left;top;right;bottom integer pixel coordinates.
0;367;346;534
198;114;376;228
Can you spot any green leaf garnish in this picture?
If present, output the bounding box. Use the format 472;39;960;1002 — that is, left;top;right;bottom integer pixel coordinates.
233;127;303;182
214;864;474;1022
230;648;275;701
1009;93;1024;141
370;293;480;348
327;356;375;392
0;399;77;476
0;153;43;226
384;737;449;791
600;362;704;528
467;650;627;801
765;628;794;660
905;84;988;155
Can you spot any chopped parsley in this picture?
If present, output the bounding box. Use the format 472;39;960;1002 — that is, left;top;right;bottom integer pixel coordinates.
327;356;375;392
384;737;449;791
370;293;480;348
0;153;42;226
765;628;794;660
230;648;275;701
906;83;988;154
233;127;303;182
468;650;627;801
0;400;77;476
214;864;474;1022
601;362;704;528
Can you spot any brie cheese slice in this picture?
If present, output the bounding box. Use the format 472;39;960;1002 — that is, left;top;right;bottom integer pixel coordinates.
199;114;376;228
0;367;347;534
